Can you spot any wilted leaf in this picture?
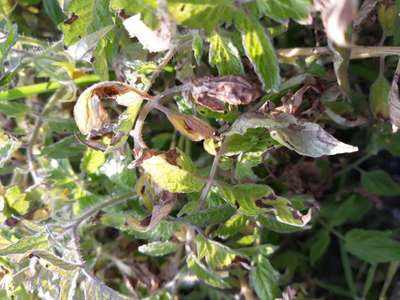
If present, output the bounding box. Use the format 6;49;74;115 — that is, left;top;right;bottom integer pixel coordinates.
389;60;400;132
4;186;29;216
123;13;173;53
166;111;216;141
73;81;150;136
190;75;262;112
138;241;178;256
187;254;230;289
250;255;280;300
29;250;80;271
208;31;244;76
229;111;358;157
344;229;400;263
315;0;358;47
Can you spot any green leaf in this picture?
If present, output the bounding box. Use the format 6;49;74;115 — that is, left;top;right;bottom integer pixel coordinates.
29;250;80;271
217;183;273;215
183;205;235;227
0;234;48;255
138;241;178;256
235;12;280;91
257;214;309;233
327;195;372;227
81;148;106;174
344;229;400;263
60;0;113;46
361;170;400;196
192;31;203;65
256;0;311;23
235;151;263;180
167;0;235;32
214;214;248;239
195;235;239;269
0;102;29;118
187;254;231;289
141;155;204;193
378;4;397;36
0;131;21;168
250;255;280;300
370;74;390;118
41;136;85;159
208;31;244;75
43;0;66;25
5;186;29;215
0;20;17;71
310;229;330;265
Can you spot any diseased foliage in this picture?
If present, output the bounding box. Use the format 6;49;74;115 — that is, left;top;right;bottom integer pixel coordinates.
1;0;400;299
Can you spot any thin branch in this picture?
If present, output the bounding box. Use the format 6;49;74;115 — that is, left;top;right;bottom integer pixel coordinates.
198;139;227;209
277;46;400;61
63;191;136;231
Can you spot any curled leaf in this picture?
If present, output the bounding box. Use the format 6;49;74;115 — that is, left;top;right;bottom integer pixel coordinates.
228;110;358;157
190;76;262;112
73;81;150;136
122;13;173;53
315;0;358;47
166;111;216;141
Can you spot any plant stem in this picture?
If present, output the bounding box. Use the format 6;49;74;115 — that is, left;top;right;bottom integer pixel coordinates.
335;153;372;177
0;74;100;102
379;262;400;300
339;240;358;299
363;264;377;299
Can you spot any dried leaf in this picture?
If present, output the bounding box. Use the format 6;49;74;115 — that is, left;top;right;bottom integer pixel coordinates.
123;13;173;53
316;0;358;47
73;81;150;136
190;76;262;112
390;60;400;132
166;111;216;141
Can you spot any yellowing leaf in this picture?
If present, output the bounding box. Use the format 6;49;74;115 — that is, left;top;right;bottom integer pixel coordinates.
166;111;215;141
141;155;204;193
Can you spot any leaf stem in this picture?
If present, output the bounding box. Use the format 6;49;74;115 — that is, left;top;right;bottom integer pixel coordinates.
339;240;358;299
379;261;399;300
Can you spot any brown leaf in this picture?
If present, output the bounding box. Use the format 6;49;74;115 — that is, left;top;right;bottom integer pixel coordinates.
166;111;216;141
315;0;358;47
389;60;400;132
190;76;262;111
73;81;151;136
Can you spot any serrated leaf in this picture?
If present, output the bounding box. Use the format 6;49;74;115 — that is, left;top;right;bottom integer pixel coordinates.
195;235;239;269
250;255;280;300
81;148;106;174
41;136;86;159
214;214;248;239
29;250;81;271
0;234;48;255
326;195;372;227
344;229;400;263
235;12;280;91
208;31;244;75
361;170;400;196
187;254;230;289
141;155;204;193
138;241;178;256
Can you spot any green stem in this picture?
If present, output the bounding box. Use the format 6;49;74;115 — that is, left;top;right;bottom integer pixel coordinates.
335;153;372;177
0;74;100;102
339;240;358;299
363;264;377;299
379;262;399;300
